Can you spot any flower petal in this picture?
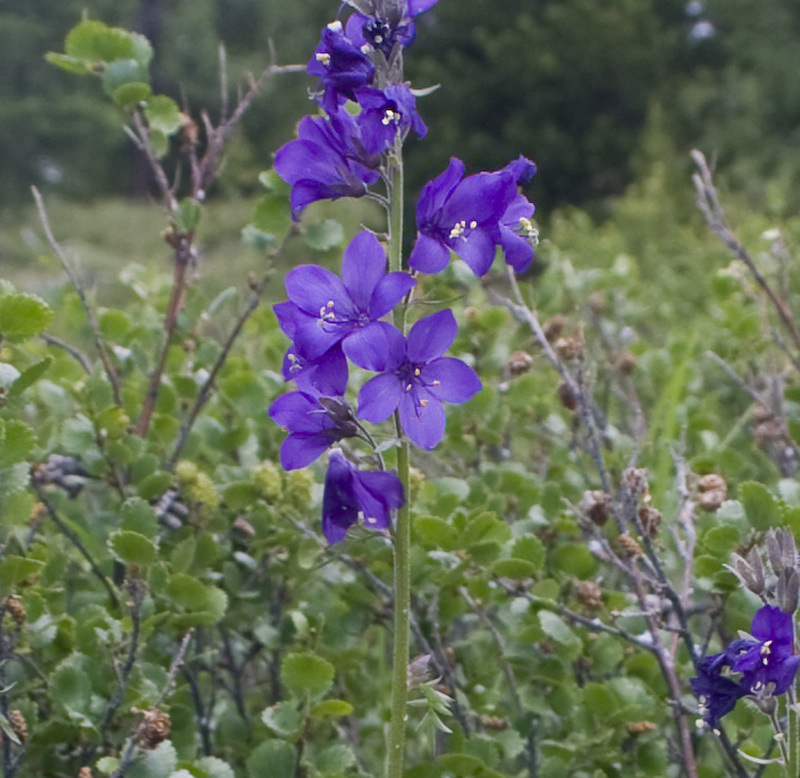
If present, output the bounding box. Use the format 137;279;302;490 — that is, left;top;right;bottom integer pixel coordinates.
370;272;416;319
280;432;334;470
358;371;403;423
422;357;482;403
408;232;451;274
322;449;359;542
344;321;405;372
285;264;352;318
416;158;464;225
399;391;445;449
406;309;456;363
341;231;387;311
452;226;497;277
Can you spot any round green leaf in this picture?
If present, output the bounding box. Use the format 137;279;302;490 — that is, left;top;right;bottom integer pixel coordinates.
414;516;458;548
65;20;136;63
303;219;344;252
311;699;354;719
538;611;582;659
108;530;158;566
0;293;53;341
145;95;182;135
120;497;159;538
739;481;782;531
281;652;335;697
491;558;538;579
0;555;45;588
247;740;296;778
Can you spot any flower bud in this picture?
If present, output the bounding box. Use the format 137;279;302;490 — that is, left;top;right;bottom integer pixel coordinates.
507;350;533;376
619;533;644;558
580;490;613;526
135;709;172;750
777;569;799;614
576;580;603;609
407;654;432;688
638;505;662;537
252;461;283;503
285;469;314;510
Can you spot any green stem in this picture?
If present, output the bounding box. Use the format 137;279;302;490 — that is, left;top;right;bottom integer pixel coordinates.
387;139;411;778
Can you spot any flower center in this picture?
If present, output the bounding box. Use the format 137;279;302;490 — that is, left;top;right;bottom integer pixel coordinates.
382;108;400;126
315;52;332;68
518;217;540;244
449;220;478;241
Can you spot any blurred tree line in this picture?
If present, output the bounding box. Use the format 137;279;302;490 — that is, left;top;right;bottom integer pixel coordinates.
1;0;799;213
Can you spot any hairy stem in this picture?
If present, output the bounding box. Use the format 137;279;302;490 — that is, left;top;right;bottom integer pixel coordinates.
387;139;410;778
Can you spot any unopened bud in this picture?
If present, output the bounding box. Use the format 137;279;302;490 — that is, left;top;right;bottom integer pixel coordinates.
615;351;637;375
626;720;656;736
554;334;584;361
698;490;726;513
407;654;432;689
507;350;533;376
580;490;613;526
557;380;578;412
638;505;662;537
5;596;26;625
542;314;566;341
479;715;508;731
8;710;27;743
576;580;603;610
619;533;643;558
727;552;766;596
134;709;172;750
698;473;726;494
777;569;800;614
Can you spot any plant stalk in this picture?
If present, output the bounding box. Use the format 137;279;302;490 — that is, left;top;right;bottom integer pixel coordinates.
387;140;410;778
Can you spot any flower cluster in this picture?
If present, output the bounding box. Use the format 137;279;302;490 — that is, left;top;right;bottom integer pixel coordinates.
690;605;799;727
269;0;537;543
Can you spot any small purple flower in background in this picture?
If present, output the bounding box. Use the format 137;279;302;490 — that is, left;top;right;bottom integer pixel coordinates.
277;231;415;365
353;309;482;449
269;391;359;470
274;112;380;221
355;85;427;154
308;21;376;113
725;604;799;696
344;0;440;57
322;448;405;543
407;157;516;277
690;604;799;727
497;156;539;274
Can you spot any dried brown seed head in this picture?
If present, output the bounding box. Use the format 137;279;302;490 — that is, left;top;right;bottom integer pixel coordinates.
5;596;26;625
698;490;726;513
638;505;662;537
8;710;27;743
135;709;172;750
698;473;726;494
507;350;534;376
554;334;584;361
580;490;613;526
618;533;644;558
557;380;579;412
615;351;637;375
542;314;566;341
576;580;603;610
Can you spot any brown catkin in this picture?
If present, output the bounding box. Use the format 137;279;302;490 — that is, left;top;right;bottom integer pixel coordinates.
618;533;644;558
5;596;26;625
135;709;172;750
576;580;603;610
8;710;27;743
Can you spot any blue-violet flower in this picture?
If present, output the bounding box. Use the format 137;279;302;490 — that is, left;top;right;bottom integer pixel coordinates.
277;231;415;365
353;309;482;449
354;85;427;155
322;448;405;543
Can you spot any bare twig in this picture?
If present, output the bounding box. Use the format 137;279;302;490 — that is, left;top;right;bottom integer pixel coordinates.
40;333;92;373
31;187;122;405
691;150;800;365
32;486;119;609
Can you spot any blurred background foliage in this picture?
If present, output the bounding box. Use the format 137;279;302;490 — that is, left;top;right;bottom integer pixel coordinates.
2;0;800;214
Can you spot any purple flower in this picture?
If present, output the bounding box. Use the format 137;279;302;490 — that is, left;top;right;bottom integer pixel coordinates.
354;309;482;449
497;156;538;274
269;391;359;470
274;112;380;221
690;654;747;728
726;605;799;696
354;85;427;155
322;448;405;543
277;231;415;366
407;158;516;277
308;21;376;113
690;605;799;727
345;0;439;57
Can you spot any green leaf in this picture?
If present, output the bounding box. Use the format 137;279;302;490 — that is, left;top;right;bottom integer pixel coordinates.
582;681;620;717
103;58;149;95
145;95;182;135
512;535;546;569
112;81;152;107
258;168;290;195
223;482;262;510
128;740;177;778
702;525;740;558
0;463;30;495
311;699;354;719
108;530;158;566
538;611;582;659
550;543;598;578
414;516;458;549
120;497;159;538
0;420;36;468
45;52;92;74
167;573;210;610
262;701;303;738
149;129;169;157
51;662;92;714
8;356;52;397
174;198;202;233
96;757;120;774
0;714;21;746
247;740;296;778
196;757;236;778
460;511;512;547
0;293;54;341
281;652;335;697
490;558;538;579
64;20;142;63
252;193;291;239
739;481;783;531
304;219;344;252
0;555;45;588
316;744;357;776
